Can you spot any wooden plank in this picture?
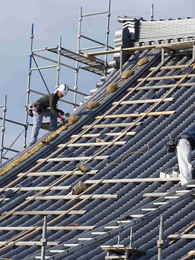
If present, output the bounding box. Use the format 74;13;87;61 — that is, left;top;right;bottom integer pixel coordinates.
141;208;157;211
104;226;119;230
138;74;195;82
143;192;168;197
72;132;136;138
169;234;195;239
0;226;95;231
78;237;93;241
82;122;141;129
91;231;107;235
59;141;126;147
85;178;179;184
18;170;97;177
150;64;191;71
0;186;71;192
37;155;108;163
0;241;58;246
113;97;173;105
2;210;86;216
96;111;175;119
105;256;127;259
26;194;118;200
64;243;79;247
83;40;194;57
128;82;195;91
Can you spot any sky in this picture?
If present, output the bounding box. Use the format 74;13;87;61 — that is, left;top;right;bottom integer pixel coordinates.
0;0;194;160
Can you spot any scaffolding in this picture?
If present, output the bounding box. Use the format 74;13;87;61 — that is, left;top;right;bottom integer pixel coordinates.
0;0;113;163
0;96;24;164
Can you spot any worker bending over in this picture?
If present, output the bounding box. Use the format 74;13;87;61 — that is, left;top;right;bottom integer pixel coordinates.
29;84;67;146
167;130;195;187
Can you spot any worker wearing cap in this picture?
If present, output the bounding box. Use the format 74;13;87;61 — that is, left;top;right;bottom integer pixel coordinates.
29;84;66;146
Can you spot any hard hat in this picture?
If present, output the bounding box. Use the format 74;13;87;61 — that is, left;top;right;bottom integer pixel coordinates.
55;84;65;95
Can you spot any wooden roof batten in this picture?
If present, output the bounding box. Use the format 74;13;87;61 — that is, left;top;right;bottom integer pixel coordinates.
84;40;195;57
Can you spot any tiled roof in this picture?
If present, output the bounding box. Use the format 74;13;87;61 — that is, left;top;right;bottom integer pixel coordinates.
1;40;195;259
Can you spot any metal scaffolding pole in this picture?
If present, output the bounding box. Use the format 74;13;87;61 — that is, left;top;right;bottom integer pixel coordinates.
157;215;164;260
24;24;34;148
105;0;112;67
41;216;47;260
73;7;83;107
56;36;62;87
0;95;7;164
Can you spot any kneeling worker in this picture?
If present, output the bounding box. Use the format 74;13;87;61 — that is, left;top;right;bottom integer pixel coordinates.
29;84;66;146
167;130;195;186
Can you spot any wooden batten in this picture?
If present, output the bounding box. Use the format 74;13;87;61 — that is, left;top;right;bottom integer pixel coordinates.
96;111;175;119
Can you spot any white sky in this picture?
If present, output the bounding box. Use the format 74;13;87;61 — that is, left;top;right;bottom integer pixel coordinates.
0;0;194;156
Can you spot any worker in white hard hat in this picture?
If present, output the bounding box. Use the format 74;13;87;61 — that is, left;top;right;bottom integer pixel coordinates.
29;84;67;146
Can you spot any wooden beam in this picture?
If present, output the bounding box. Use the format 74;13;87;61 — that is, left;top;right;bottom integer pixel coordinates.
138;74;195;82
85;178;179;184
0;186;71;192
2;179;179;195
0;225;95;231
169;234;195;239
143;192;168;197
59;141;126;147
128;82;195;91
0;241;58;246
18;170;97;177
82;122;141;129
113;97;173;105
37;155;108;163
72;132;136;138
77;237;93;241
150;64;192;71
83;40;194;57
96;111;175;119
26;194;118;200
2;210;86;216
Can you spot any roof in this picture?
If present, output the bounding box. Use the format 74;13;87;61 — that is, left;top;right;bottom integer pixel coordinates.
1;20;195;260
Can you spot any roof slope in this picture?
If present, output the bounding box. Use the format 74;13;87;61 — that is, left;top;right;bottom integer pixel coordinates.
0;41;195;260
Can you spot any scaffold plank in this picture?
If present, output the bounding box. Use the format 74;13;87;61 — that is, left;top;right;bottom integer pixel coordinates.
47;47;105;76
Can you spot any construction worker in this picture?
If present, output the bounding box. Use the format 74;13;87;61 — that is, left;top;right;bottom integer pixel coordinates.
29;84;66;146
167;130;195;186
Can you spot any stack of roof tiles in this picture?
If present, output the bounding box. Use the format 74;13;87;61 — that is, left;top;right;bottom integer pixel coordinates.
1;20;195;260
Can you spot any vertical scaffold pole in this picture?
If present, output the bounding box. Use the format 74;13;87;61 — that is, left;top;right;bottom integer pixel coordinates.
151;3;154;21
105;0;111;69
41;216;47;260
157;215;164;260
56;36;62;87
24;24;34;148
73;7;83;107
0;95;7;164
129;226;133;248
